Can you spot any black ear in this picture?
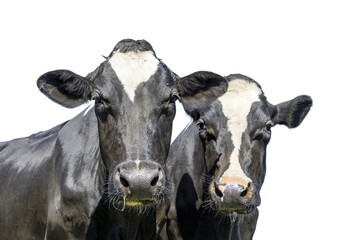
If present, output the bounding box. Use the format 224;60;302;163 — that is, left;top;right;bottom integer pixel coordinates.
37;70;94;108
176;71;228;119
273;95;313;128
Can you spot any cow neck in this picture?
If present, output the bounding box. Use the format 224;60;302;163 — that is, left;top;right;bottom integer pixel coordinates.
176;122;207;202
59;104;105;187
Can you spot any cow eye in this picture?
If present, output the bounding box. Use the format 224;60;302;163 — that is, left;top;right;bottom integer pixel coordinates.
196;119;206;131
265;124;273;133
169;94;179;103
253;123;273;142
91;96;104;105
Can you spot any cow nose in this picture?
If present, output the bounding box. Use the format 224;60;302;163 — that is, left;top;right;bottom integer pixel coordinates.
214;177;254;200
118;169;160;190
215;182;253;199
114;161;165;202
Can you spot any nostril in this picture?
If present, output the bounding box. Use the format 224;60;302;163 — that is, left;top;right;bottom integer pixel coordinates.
240;183;252;197
240;186;248;197
150;175;159;186
120;177;129;188
215;187;224;198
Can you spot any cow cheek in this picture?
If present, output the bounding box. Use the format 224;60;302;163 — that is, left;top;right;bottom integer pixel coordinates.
149;123;172;164
248;144;267;189
97;117;124;167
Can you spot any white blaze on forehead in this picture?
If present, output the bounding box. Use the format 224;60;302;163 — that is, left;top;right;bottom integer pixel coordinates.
218;79;262;183
108;50;159;102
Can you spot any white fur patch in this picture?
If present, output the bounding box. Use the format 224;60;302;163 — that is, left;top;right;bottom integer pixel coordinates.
108;50;159;102
218;79;262;183
135;159;141;169
171;101;193;143
83;102;94;116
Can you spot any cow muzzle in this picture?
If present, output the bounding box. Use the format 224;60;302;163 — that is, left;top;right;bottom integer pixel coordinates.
112;160;166;207
209;176;258;214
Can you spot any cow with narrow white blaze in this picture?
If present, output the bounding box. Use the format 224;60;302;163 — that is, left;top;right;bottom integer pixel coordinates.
161;74;312;240
0;39;228;239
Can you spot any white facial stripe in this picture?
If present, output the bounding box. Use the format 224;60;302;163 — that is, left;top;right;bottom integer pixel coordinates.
218;79;262;183
108;50;159;102
135;159;141;169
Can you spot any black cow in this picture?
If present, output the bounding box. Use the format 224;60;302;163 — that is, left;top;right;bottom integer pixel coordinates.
0;39;228;239
159;74;312;239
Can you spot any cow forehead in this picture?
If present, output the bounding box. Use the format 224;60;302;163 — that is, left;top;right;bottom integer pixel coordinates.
108;50;160;102
218;79;262;180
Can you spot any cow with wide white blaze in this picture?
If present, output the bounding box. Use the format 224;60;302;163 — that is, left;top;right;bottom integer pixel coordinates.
160;74;312;239
0;39;228;239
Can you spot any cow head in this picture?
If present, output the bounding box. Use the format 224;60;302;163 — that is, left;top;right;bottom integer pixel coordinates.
36;39;228;209
190;74;312;216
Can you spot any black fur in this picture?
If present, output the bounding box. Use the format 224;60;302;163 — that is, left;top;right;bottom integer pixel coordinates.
111;39;156;55
274;95;313;128
37;70;94;108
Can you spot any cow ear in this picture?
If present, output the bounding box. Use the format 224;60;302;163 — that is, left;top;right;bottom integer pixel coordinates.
37;70;94;108
176;71;228;119
273;95;312;128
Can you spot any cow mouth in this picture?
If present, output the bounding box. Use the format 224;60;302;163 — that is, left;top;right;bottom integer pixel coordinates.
107;184;169;211
109;197;157;212
216;205;256;215
125;199;154;206
205;200;257;216
208;191;259;215
208;196;260;215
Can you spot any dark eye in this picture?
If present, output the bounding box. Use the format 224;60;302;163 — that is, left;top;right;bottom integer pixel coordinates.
196;120;206;131
265;123;273;133
92;96;104;105
169;95;179;103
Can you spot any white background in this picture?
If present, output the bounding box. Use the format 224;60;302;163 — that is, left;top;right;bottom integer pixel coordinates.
0;1;359;239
